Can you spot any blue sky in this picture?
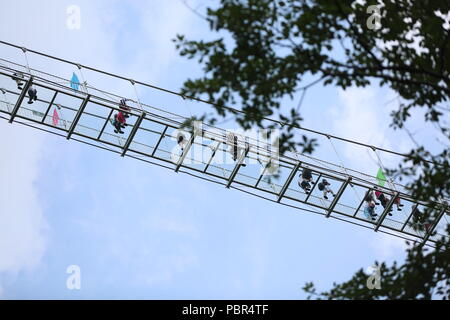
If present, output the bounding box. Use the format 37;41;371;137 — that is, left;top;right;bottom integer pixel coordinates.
0;0;445;299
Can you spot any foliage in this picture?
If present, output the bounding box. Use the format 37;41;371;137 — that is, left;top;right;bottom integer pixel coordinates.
174;0;450;299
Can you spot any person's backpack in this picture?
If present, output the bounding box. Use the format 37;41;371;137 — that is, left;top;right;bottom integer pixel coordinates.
318;183;325;191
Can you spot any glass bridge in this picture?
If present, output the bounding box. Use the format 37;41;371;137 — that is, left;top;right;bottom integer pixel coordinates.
0;41;448;248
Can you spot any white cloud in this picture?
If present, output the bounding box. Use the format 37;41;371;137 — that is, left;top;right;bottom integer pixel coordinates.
0;0;122;295
329;87;391;174
140;246;199;286
329;86;420;172
329;86;414;258
0;0;203;296
369;233;407;261
131;1;200;82
247;232;265;291
0;123;47;279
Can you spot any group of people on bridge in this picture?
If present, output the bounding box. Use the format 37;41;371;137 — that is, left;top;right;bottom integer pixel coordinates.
7;69;441;234
11;71;132;134
297;167;409;222
299;168;336;200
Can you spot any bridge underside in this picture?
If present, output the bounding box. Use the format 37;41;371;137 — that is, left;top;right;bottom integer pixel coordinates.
0;59;448;248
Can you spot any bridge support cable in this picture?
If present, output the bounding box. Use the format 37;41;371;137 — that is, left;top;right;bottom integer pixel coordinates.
373;148;416;227
67;94;90;140
326;177;352;218
76;64;89;94
328;136;362;203
130;80;143;111
22;47;32;75
373;148;394;189
9;76;33;123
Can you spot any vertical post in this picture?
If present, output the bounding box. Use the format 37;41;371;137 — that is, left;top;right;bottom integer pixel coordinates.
9;76;33;123
67;94;90;139
421;205;447;245
326;177;351;218
374;192;398;232
151;126;168;157
175;130;196;172
277;162;301;203
41;91;58;123
121;112;146;157
353;191;369;217
255;160;271;188
226;145;250;188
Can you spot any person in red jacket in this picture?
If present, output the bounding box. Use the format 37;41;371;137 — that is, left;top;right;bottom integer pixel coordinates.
112;111;127;134
393;196;404;211
116;111;126;126
374;187;404;215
